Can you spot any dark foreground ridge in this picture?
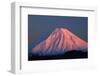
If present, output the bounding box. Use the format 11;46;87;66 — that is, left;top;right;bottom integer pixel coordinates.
28;50;88;61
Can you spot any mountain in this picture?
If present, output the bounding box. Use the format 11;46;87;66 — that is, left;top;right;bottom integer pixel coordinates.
32;28;87;56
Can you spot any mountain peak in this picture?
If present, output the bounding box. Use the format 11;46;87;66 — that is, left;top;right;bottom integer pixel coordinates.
53;27;68;32
32;27;87;56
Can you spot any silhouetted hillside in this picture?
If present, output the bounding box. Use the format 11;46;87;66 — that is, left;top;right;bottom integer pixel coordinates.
28;50;88;61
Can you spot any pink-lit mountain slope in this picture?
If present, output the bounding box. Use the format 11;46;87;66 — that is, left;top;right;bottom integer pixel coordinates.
32;28;87;56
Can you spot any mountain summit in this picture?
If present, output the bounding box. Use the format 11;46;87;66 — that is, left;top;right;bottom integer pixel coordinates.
32;28;87;56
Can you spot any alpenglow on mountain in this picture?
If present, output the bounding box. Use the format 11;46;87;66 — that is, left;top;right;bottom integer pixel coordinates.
32;28;87;56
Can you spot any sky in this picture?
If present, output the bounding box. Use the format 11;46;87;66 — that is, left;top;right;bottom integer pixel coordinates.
28;15;88;52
